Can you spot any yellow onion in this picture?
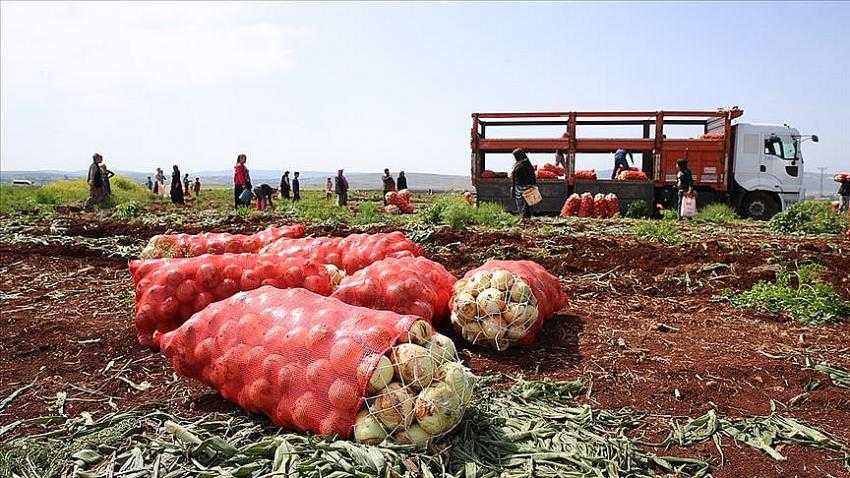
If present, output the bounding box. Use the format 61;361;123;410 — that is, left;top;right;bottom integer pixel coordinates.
468;271;492;293
414;383;462;436
453;292;478;323
427;333;457;365
509;280;534;303
391;344;435;390
372;382;415;430
354;410;387;445
476;288;505;315
399;320;433;346
438;362;475;404
460;321;483;342
506;323;528;340
365;355;394;394
452;279;469;294
393;424;431;448
482;317;507;341
490;270;514;291
324;264;346;288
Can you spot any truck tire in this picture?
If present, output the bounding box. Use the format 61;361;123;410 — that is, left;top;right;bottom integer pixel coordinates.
740;191;780;220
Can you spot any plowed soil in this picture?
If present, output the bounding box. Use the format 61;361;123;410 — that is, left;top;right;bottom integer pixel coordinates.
1;217;849;478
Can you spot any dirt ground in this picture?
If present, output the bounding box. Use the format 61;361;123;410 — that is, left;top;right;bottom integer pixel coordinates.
1;217;848;477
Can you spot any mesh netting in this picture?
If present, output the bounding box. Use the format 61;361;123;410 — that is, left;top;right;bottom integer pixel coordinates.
331;256;456;324
159;287;421;438
259;232;423;274
129;254;333;348
450;260;568;351
139;224;305;259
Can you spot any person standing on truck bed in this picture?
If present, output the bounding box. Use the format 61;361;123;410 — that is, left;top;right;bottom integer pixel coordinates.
84;153;104;210
838;177;850;213
511;148;537;220
554;150;567;169
382;168;396;205
611;149;634;179
676;158;694;216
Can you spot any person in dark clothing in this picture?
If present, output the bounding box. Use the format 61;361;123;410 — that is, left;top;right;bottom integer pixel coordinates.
335;169;349;206
183;173;191;196
253;183;274;210
511;148;537;219
611;149;634;179
170;165;185;205
234;154;250;208
554;150;567;169
382;169;396;205
838;177;850;213
84;153;104;210
193;178;201;196
145;176;153;191
280;171;291;199
676;158;694;216
292;172;301;201
397;171;408;190
100;163;115;197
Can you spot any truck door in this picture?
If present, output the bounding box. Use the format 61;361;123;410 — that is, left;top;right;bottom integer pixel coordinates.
763;134;802;193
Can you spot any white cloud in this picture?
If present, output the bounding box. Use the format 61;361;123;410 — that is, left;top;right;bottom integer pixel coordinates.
1;2;299;92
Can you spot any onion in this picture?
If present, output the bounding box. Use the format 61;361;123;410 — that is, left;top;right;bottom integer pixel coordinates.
438;362;474;404
394;424;431;448
482;317;507;341
372;382;415;430
452;279;469;294
324;264;346;288
414;383;462;436
509;280;534;303
476;288;505;316
506;323;527;340
468;271;492;293
460;321;483;342
354;410;387;445
391;343;435;390
490;270;514;291
427;333;457;365
453;292;478;323
366;355;394;394
399;320;433;346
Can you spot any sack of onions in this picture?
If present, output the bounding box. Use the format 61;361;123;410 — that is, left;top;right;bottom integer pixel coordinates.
139;224;305;259
450;260;568;351
159;287;475;447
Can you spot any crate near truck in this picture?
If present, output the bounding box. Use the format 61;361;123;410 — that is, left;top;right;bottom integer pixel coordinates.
471;108;818;219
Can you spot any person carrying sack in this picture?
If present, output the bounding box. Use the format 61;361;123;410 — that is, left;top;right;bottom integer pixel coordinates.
511;148;538;220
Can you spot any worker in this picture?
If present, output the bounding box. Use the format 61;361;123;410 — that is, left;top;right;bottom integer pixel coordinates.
170;165;185;205
611;149;634;179
292;171;301;202
84;153;104;210
397;171;408;190
382;168;396;205
100;163;115;197
234;154;251;208
554;150;567;169
838;176;850;212
253;183;275;210
154;168;167;196
193;177;201;196
335;169;349;206
183;173;191;196
145;176;153;191
325;177;333;200
280;171;291;200
676;158;694;216
511;148;537;220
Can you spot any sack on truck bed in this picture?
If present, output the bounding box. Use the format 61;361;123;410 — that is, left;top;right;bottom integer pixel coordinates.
332;257;456;324
260;232;423;274
140;225;306;259
129;254;334;348
450;260;568;351
574;170;597;181
159;287;475;445
616;170;649;182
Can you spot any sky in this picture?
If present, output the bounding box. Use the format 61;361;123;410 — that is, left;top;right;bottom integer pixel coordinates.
1;1;849;175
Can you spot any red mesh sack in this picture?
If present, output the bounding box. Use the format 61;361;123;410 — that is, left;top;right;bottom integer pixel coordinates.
574;170;597;181
386;190;416;214
260;232;423;274
140;225;306;259
332;257;456;324
605;193;621;217
559;193;581;217
536;170;558;180
700;133;724;139
542;163;565;176
578;192;594;217
129;254;333;348
158;287;420;438
592;193;608;218
616;170;649;181
450;260;568;350
834;172;849;182
480;170;496;179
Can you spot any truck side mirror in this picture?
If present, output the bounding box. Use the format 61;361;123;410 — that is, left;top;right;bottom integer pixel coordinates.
811;135;819;143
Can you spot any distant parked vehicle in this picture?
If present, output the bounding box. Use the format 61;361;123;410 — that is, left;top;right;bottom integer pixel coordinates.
11;179;33;186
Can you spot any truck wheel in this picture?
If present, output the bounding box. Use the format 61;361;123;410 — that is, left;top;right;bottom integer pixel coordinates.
740;192;779;220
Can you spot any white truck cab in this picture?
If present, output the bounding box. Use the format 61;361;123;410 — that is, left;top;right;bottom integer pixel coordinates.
731;123;817;219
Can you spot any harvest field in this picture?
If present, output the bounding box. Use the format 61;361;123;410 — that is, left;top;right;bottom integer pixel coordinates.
1;181;849;478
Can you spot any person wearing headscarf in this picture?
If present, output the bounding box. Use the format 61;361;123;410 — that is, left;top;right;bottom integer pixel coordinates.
511;148;536;219
335;169;350;207
234;154;251;208
84;153;104;210
100;163;115;197
280;171;291;199
397;171;408;190
171;165;185;205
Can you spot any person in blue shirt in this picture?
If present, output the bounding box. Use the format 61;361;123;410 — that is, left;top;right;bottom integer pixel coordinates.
611;149;634;179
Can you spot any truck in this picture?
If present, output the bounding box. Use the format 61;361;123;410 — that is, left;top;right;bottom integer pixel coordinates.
471;108;818;219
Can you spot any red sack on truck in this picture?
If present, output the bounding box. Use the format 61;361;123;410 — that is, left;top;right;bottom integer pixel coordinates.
480;170;496;179
834;172;850;183
542;163;565;176
140;225;306;259
159;287;419;438
332;257;457;324
559;193;581;217
129;254;334;348
449;260;568;351
575;170;597;181
578;192;594;217
260;232;423;274
536;170;559;180
616;170;649;181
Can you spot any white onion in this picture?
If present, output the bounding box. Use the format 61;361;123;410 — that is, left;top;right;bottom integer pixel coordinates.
393;424;431;448
509;280;534;303
427;333;457;365
414;383;462;436
354;410;387;445
438;362;475;404
366;355;394;394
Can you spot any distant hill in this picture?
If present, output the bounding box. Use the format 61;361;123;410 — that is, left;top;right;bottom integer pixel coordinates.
0;169;473;192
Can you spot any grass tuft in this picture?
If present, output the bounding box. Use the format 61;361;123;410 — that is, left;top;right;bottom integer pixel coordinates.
632;220;681;244
694;203;739;224
769;200;848;235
